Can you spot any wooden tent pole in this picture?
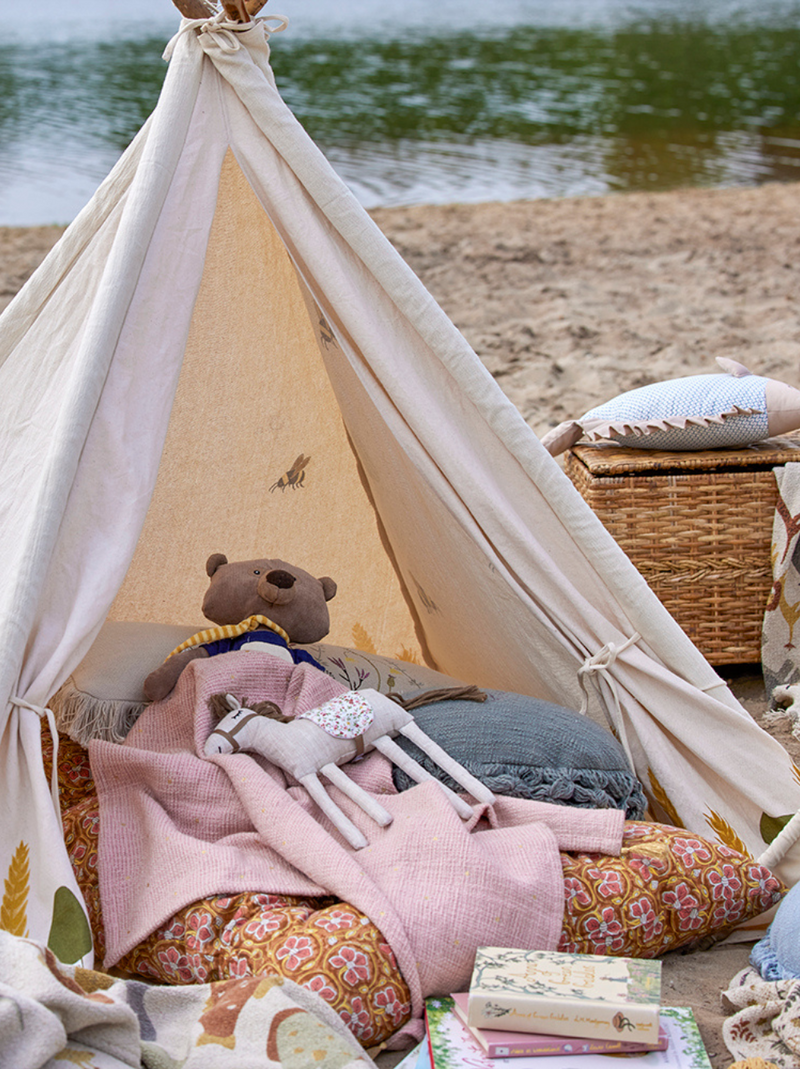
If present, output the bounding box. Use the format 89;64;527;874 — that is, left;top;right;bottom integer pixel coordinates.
170;0;216;17
170;0;269;22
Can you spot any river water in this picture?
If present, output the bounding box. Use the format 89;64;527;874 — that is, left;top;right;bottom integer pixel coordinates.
2;0;800;223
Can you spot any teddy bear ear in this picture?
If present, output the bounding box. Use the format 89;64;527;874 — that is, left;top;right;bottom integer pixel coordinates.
206;553;228;577
319;576;337;602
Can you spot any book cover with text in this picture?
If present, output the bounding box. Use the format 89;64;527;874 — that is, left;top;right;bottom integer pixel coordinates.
452;993;668;1057
468;947;661;1043
426;998;709;1069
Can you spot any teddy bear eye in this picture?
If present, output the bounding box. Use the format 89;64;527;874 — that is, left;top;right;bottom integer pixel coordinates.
253;569;261;575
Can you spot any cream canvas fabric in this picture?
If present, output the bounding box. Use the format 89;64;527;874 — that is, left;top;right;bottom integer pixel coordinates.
1;11;799;959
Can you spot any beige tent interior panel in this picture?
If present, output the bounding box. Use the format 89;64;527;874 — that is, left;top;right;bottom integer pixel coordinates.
111;152;423;662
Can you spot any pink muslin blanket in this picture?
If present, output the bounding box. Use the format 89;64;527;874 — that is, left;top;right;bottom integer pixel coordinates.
90;653;624;1028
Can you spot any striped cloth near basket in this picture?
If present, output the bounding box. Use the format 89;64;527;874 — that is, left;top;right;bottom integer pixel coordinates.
763;462;800;729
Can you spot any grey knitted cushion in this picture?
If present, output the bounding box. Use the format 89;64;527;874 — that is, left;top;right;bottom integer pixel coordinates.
392;689;646;818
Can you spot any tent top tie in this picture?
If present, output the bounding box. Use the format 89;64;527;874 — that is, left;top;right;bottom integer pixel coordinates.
163;10;288;61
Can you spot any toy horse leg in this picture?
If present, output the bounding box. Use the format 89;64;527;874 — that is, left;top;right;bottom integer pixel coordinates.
372;736;474;819
299;772;368;850
398;722;496;806
320;763;393;827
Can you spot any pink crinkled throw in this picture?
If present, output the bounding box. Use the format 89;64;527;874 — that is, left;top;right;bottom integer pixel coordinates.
90;653;624;1024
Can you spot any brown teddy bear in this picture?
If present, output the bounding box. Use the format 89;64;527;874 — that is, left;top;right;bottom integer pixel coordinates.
143;553;337;701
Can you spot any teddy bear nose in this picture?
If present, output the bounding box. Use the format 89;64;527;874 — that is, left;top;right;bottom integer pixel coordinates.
257;569;297;606
266;570;295;589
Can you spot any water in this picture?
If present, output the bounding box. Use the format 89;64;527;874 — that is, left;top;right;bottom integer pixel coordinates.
2;0;800;223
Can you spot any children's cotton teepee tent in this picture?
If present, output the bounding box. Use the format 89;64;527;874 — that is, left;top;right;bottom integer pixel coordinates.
1;6;799;960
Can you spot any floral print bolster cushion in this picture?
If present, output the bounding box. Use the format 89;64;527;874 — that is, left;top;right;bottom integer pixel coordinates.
558;820;786;958
119;893;411;1047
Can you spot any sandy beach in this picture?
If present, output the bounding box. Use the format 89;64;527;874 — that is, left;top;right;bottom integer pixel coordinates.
5;180;800;1067
6;181;800;430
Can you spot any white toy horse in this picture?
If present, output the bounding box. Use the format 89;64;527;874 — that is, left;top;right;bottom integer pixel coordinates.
205;688;495;849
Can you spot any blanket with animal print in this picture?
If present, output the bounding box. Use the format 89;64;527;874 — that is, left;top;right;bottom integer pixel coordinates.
0;927;373;1068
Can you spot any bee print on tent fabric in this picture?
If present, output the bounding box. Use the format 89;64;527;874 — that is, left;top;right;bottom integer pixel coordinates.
412;575;439;614
318;313;338;349
270;454;310;492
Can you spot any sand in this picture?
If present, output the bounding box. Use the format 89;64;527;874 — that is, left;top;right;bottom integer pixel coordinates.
5;181;800;1067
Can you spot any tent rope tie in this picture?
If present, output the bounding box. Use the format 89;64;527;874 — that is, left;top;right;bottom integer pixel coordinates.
757;807;800;869
577;632;641;772
10;696;60;819
163;11;288;61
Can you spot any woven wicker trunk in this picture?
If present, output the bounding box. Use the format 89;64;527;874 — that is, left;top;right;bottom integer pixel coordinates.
564;435;800;665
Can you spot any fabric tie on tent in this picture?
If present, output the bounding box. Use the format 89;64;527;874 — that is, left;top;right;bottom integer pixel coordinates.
577;630;640;767
163;10;289;62
9;696;60;817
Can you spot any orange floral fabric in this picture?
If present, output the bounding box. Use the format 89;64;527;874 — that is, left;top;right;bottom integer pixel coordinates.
44;725;411;1047
119;894;410;1046
41;725;95;813
558;820;786;958
63;796;104;954
44;725;786;1041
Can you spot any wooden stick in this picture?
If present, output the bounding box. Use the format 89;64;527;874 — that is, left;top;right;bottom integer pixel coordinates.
220;0;251;20
170;0;268;19
171;0;215;17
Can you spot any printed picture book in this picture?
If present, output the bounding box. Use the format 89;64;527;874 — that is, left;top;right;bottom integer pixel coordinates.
451;993;669;1058
468;947;662;1043
426;998;711;1069
393;1040;431;1069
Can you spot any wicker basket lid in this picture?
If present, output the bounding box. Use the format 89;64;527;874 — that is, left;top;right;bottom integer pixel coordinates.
567;432;800;476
